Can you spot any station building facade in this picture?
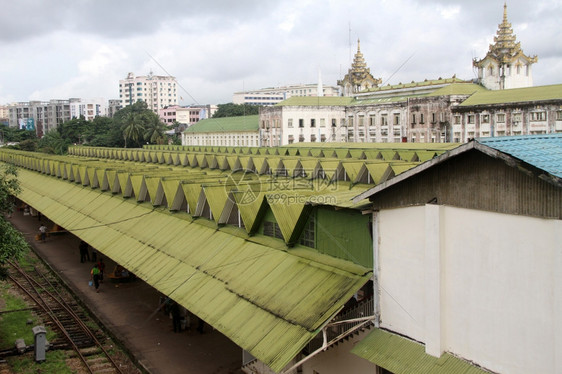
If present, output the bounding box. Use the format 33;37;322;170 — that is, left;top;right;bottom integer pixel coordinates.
260;4;561;146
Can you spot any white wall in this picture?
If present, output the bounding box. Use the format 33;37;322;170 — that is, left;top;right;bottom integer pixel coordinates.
377;205;562;374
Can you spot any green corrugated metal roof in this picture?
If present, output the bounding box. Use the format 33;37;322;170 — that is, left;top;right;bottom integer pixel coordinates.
15;168;371;372
364;77;467;93
425;83;487;97
183;115;259;133
459;83;562;107
351;329;489;374
275;96;354;106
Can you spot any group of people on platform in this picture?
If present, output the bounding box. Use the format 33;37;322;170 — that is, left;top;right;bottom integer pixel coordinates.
162;297;206;334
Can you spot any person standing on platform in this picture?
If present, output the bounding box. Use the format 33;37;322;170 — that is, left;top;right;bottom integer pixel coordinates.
171;301;181;333
90;264;101;293
79;240;90;263
38;223;47;242
97;258;106;283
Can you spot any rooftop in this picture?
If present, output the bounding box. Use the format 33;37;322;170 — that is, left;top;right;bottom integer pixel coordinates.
459;84;562;107
183;115;259;133
275;96;354;106
478;133;562;178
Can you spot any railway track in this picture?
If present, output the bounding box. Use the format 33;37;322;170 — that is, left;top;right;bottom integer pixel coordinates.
5;260;134;374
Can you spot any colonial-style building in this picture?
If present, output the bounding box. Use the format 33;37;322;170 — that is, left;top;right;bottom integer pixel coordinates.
259;97;353;146
260;5;561;146
181;115;260;147
233;83;339;106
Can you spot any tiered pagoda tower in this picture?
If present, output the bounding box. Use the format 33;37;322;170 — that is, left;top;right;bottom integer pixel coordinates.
338;40;382;96
473;3;538;90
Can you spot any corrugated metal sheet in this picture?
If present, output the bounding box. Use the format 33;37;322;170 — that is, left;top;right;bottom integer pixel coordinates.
14;168;371;372
351;329;489;374
478;134;562;178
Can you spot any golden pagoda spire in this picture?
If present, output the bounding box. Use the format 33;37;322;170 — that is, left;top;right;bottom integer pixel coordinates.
474;3;537;66
337;39;382;95
472;3;538;90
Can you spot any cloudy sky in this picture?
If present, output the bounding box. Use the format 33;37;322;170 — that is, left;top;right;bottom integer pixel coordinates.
1;0;560;106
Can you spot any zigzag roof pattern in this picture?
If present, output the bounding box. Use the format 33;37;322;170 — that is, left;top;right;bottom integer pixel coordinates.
2;143;458;245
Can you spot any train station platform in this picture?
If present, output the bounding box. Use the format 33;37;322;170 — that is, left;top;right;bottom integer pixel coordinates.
8;208;243;374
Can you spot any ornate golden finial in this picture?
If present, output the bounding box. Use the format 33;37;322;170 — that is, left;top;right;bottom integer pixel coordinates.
357;38;361;52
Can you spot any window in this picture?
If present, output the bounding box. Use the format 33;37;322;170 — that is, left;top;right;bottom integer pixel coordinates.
298;119;304;128
556;111;562;121
454;115;461;125
348;117;354;127
431;113;436;123
311;118;316;127
481;114;490;123
331;119;337;127
467;115;475;124
393;114;400;125
531;112;546;121
369;115;375;126
411;114;416;125
299;214;315;248
496;113;505;123
513;113;522;122
358;115;364;127
319;118;325;127
420;113;424;124
263;221;283;240
381;114;388;126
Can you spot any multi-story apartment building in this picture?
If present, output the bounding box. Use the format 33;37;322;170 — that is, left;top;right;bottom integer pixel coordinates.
119;72;178;113
8;98;109;137
233;83;339;106
0;105;9;124
159;104;218;126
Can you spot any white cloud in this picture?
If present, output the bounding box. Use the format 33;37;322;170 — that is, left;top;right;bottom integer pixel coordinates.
0;0;560;105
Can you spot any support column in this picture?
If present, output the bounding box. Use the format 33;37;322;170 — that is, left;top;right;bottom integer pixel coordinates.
424;204;444;357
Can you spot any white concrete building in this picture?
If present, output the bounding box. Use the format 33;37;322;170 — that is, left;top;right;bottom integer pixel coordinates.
182;115;260;147
119;72;178;113
259;97;353;146
7;98;109;136
351;136;562;374
233;83;339;106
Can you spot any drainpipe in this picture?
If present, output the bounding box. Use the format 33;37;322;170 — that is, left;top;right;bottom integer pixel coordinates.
372;210;381;327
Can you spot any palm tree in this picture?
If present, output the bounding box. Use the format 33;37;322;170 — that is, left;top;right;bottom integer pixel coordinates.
143;113;168;145
122;113;144;148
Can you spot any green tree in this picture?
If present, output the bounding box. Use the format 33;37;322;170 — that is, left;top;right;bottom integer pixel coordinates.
122;113;145;148
58;117;89;144
87;117;124;148
212;103;260;118
18;139;38;152
143;112;168;144
0;126;36;143
0;164;28;264
38;130;69;155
